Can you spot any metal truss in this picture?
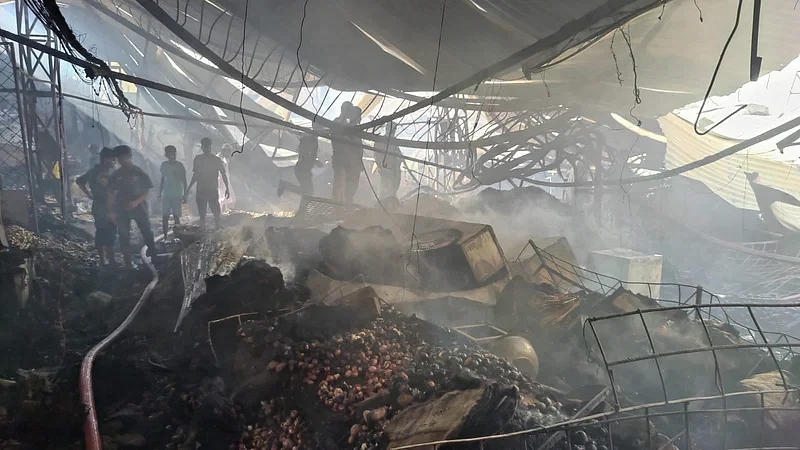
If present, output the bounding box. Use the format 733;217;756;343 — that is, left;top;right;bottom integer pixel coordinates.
14;0;68;215
450;105;649;193
85;0;532;145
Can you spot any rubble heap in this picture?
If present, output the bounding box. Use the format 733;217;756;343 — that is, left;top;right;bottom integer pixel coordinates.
2;201;798;450
230;306;616;450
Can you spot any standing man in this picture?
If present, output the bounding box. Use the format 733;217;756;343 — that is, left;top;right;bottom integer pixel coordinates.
379;121;402;200
331;101;354;203
294;131;319;196
343;106;364;204
187;137;229;230
76;147;117;266
157;145;187;238
107;145;156;267
218;144;236;214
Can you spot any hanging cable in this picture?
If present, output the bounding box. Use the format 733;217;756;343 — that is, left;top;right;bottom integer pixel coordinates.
296;0;311;93
694;0;704;22
409;0;447;251
26;0;137;118
693;0;746;136
233;0;250;156
620;26;642;126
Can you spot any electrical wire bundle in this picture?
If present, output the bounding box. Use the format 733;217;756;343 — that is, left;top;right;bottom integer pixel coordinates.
24;0;137;118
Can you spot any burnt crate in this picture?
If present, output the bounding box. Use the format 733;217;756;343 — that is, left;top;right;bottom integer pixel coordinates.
397;215;508;291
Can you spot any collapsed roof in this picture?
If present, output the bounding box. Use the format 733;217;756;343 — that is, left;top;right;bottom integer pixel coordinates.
5;0;800;194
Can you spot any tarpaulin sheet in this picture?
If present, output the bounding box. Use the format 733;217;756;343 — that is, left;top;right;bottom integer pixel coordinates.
175;227;251;331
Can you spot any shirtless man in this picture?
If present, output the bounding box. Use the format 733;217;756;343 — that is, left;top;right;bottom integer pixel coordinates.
187;137;229;229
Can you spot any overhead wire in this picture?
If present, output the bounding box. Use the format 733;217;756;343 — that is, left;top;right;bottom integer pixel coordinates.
234;0;250;155
620;25;642;126
693;0;746;136
409;0;447;255
296;0;311;95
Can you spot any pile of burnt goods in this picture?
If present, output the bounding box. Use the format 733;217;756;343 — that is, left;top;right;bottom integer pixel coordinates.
0;215;150;371
0;216;160;449
227;299;633;450
312;213;509;295
0;223;309;449
495;276;800;447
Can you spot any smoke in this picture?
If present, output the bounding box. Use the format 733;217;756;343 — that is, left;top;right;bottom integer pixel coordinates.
452;186;606;262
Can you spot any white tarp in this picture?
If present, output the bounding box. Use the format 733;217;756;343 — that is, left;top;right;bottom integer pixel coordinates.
662;54;800;232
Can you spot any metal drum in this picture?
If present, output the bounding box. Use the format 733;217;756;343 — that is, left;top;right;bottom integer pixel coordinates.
487;335;540;382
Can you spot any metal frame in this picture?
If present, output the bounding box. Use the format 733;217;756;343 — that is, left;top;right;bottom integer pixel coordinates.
523;387;799;450
15;0;69;216
0;41;38;232
518;239;717;306
506;240;800;448
572;303;800;450
524;239;800;351
506;241;800;449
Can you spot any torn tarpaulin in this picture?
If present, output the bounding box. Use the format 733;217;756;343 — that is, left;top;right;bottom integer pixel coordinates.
175;227;251;331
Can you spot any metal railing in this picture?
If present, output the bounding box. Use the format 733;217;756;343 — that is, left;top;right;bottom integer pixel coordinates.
524;387;800;450
562;303;800;449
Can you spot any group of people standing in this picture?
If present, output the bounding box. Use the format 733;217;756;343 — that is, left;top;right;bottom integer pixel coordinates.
76;138;231;268
291;101;401;204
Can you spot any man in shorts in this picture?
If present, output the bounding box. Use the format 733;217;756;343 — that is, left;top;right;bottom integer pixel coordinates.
187;137;229;229
76;147;117;266
157;145;187;238
108;145;156;267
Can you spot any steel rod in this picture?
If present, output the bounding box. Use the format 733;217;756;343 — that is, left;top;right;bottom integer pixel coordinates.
695;305;726;396
637;310;670;403
588;321;620;409
747;306;790;391
607;342;800;367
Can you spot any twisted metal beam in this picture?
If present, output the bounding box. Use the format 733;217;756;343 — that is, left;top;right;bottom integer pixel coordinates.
354;0;670;131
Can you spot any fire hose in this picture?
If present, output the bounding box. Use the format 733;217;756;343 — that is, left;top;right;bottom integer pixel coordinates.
79;245;159;450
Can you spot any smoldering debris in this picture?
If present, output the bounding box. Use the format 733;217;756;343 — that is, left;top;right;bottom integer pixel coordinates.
2;196;799;450
230;306;611;450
